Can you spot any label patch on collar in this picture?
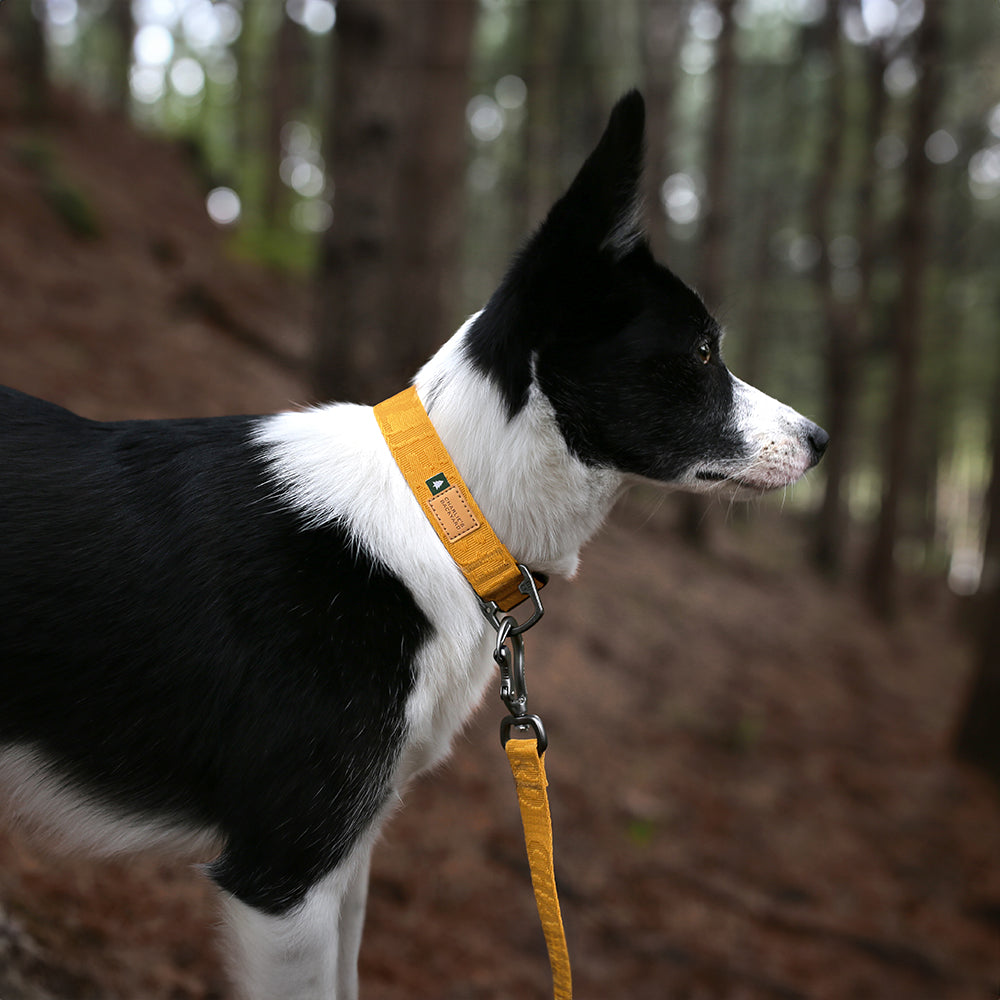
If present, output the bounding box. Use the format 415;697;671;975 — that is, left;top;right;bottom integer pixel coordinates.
426;473;450;496
427;485;481;542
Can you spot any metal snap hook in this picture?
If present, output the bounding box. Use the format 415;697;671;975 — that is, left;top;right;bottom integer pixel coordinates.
495;628;528;718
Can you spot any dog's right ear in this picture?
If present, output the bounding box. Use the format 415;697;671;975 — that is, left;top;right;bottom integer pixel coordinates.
463;91;649;418
537;89;647;260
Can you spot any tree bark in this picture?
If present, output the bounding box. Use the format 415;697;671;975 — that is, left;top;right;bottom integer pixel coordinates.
314;0;408;404
954;360;1000;785
641;0;691;261
108;0;134;116
264;11;307;230
313;0;475;404
864;4;944;619
696;0;736;315
809;0;851;579
523;0;571;232
735;55;795;391
388;0;476;387
10;2;48;121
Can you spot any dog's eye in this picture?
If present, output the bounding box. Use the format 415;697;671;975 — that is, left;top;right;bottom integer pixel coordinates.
697;342;712;364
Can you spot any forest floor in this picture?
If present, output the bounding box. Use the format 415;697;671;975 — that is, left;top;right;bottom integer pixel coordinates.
0;84;998;1000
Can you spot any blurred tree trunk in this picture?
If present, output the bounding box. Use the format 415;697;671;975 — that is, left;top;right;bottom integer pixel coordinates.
233;0;274;224
954;360;1000;785
522;0;607;233
864;3;944;619
233;0;253;167
264;11;307;230
818;35;888;562
854;42;888;314
523;1;571;231
314;0;408;403
808;0;851;579
680;0;736;545
739;189;777;390
107;0;134;116
313;0;475;404
388;0;476;383
10;2;48;120
850;37;889;425
815;38;889;575
560;0;603;174
737;56;796;390
641;0;690;261
697;0;736;315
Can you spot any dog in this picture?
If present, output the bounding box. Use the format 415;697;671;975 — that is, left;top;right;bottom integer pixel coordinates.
0;91;826;999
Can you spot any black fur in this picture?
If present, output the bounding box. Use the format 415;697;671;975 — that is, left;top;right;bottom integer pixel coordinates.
0;386;427;914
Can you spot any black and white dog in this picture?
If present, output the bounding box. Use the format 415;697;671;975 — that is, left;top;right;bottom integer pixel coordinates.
0;92;826;999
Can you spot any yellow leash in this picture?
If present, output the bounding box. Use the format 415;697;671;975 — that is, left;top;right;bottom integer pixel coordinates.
506;737;574;1000
374;386;573;1000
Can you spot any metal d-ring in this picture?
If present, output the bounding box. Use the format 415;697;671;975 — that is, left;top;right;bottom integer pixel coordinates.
479;564;545;638
500;713;548;753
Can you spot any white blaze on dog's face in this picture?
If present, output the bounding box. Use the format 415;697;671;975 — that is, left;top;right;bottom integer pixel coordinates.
679;375;829;498
461;90;828;500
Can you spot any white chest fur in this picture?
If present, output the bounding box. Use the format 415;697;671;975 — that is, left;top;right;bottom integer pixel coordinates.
255;323;625;783
254;399;497;782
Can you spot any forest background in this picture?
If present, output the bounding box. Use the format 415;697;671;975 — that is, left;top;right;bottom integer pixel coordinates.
17;0;1000;613
2;1;1000;998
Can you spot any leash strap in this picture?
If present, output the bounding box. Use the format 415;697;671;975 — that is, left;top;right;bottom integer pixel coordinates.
373;385;531;612
506;737;573;1000
375;384;571;999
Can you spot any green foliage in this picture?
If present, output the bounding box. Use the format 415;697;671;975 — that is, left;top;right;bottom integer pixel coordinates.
228;223;318;274
14;139;102;240
625;817;657;848
43;178;102;240
12;139;54;175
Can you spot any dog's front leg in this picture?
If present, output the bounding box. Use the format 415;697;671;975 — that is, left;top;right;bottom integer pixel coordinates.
221;868;351;1000
336;847;371;999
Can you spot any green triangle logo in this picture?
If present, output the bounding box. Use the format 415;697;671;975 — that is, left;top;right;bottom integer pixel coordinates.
426;473;450;496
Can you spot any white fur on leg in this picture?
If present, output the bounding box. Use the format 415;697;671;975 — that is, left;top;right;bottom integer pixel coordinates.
336;849;371;999
221;866;354;1000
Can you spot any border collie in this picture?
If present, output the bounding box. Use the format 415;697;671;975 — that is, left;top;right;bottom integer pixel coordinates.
0;91;826;999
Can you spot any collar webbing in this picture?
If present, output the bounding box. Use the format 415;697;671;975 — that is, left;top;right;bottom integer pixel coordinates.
373;386;531;613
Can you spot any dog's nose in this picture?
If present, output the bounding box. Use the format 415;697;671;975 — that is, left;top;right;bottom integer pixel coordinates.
806;422;829;467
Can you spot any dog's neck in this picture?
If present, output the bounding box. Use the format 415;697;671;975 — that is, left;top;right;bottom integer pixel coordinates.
413;321;625;579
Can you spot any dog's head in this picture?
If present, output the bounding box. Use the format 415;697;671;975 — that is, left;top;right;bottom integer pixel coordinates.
463;90;827;498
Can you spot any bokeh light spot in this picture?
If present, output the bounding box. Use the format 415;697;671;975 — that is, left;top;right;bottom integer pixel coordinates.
206;186;241;226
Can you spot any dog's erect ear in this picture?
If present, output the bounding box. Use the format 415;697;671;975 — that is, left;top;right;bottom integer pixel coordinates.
541;89;647;258
463;91;649;418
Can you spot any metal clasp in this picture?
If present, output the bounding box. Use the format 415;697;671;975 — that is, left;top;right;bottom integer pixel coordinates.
479;564;544;638
483;565;548;751
493;617;528;718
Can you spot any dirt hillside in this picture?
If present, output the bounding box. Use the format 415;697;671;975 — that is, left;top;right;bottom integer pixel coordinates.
0;84;997;1000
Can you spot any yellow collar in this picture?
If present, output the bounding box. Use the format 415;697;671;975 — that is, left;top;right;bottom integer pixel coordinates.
373;386;542;613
